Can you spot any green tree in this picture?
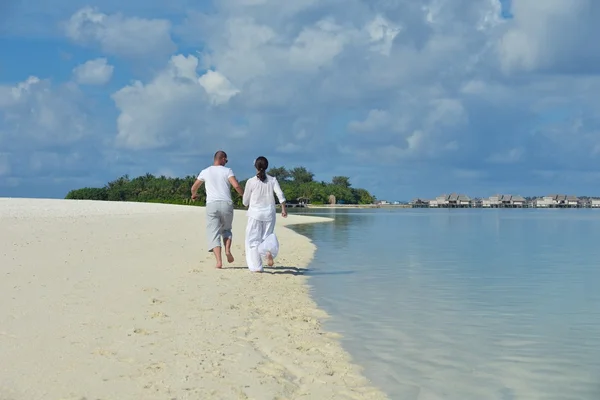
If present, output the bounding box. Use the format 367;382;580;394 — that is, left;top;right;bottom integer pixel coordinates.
332;176;351;188
352;188;375;204
105;175;132;201
64;166;376;207
328;184;354;204
289;167;314;184
65;187;108;200
267;166;291;182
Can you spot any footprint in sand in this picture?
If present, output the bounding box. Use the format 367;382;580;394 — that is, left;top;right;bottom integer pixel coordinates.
150;311;169;319
129;328;152;336
146;362;165;371
150;298;163;304
257;361;287;378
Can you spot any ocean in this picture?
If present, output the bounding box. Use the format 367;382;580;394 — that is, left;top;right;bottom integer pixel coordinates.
288;208;600;400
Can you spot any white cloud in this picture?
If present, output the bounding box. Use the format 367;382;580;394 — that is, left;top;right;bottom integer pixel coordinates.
365;15;401;56
288;19;355;71
111;55;206;149
343;95;466;160
425;98;467;131
0;76;41;108
5;0;600;198
61;1;600;171
72;58;114;85
183;12;409;99
348;110;395;133
111;54;241;149
497;0;600;74
0;76;103;185
0;76;88;146
160;0;600;173
198;70;240;105
65;6;176;59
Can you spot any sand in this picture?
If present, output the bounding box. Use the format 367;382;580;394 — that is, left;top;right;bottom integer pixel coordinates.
0;198;388;400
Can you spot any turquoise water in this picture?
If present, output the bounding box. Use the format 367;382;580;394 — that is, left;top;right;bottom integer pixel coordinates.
288;208;600;400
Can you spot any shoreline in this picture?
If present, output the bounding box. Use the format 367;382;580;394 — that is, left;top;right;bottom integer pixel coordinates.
305;204;600;209
0;198;388;399
306;204;410;209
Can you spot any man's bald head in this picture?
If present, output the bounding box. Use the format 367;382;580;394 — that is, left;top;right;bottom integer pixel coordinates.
213;150;228;166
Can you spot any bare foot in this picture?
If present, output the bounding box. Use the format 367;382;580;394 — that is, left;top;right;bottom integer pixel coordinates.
266;251;274;267
216;262;223;269
226;252;234;263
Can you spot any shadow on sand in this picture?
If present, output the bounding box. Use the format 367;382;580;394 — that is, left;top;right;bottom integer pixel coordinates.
225;266;355;276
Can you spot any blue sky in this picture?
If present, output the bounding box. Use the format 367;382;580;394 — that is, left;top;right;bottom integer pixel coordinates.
1;0;600;201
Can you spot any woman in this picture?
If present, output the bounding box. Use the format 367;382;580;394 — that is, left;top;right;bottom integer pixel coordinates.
242;156;288;272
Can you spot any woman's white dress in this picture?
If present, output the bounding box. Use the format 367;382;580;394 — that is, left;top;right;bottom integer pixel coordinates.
242;175;286;272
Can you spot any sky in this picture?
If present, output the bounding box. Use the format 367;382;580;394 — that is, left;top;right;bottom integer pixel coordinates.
1;0;600;201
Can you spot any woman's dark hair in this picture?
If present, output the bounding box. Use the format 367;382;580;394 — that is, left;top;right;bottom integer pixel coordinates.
254;156;268;182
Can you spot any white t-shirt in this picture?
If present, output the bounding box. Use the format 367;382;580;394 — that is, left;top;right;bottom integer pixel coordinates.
242;175;286;221
197;165;235;204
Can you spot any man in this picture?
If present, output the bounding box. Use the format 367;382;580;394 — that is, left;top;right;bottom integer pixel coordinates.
191;150;244;269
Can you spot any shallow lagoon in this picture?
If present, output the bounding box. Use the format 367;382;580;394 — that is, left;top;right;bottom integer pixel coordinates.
290;208;600;400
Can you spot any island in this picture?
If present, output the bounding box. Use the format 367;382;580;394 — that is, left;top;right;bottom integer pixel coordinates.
64;166;376;208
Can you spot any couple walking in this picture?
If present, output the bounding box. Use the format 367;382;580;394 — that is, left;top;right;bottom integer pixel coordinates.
190;150;288;272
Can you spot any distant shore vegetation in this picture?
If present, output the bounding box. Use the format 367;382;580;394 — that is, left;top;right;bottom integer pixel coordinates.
64;166;376;207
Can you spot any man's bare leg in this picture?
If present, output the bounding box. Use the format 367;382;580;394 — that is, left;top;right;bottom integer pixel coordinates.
213;246;223;269
224;237;234;263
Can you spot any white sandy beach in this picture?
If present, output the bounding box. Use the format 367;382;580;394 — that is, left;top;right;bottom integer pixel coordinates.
0;198;387;400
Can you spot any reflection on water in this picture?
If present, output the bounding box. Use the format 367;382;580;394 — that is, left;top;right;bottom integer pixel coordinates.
289;208;377;249
289;208;600;400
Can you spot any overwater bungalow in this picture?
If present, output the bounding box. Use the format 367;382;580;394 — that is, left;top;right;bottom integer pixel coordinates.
535;196;556;208
566;195;581;208
501;194;526;208
409;193;599;209
430;193;471;208
409;198;429;208
535;194;575;208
